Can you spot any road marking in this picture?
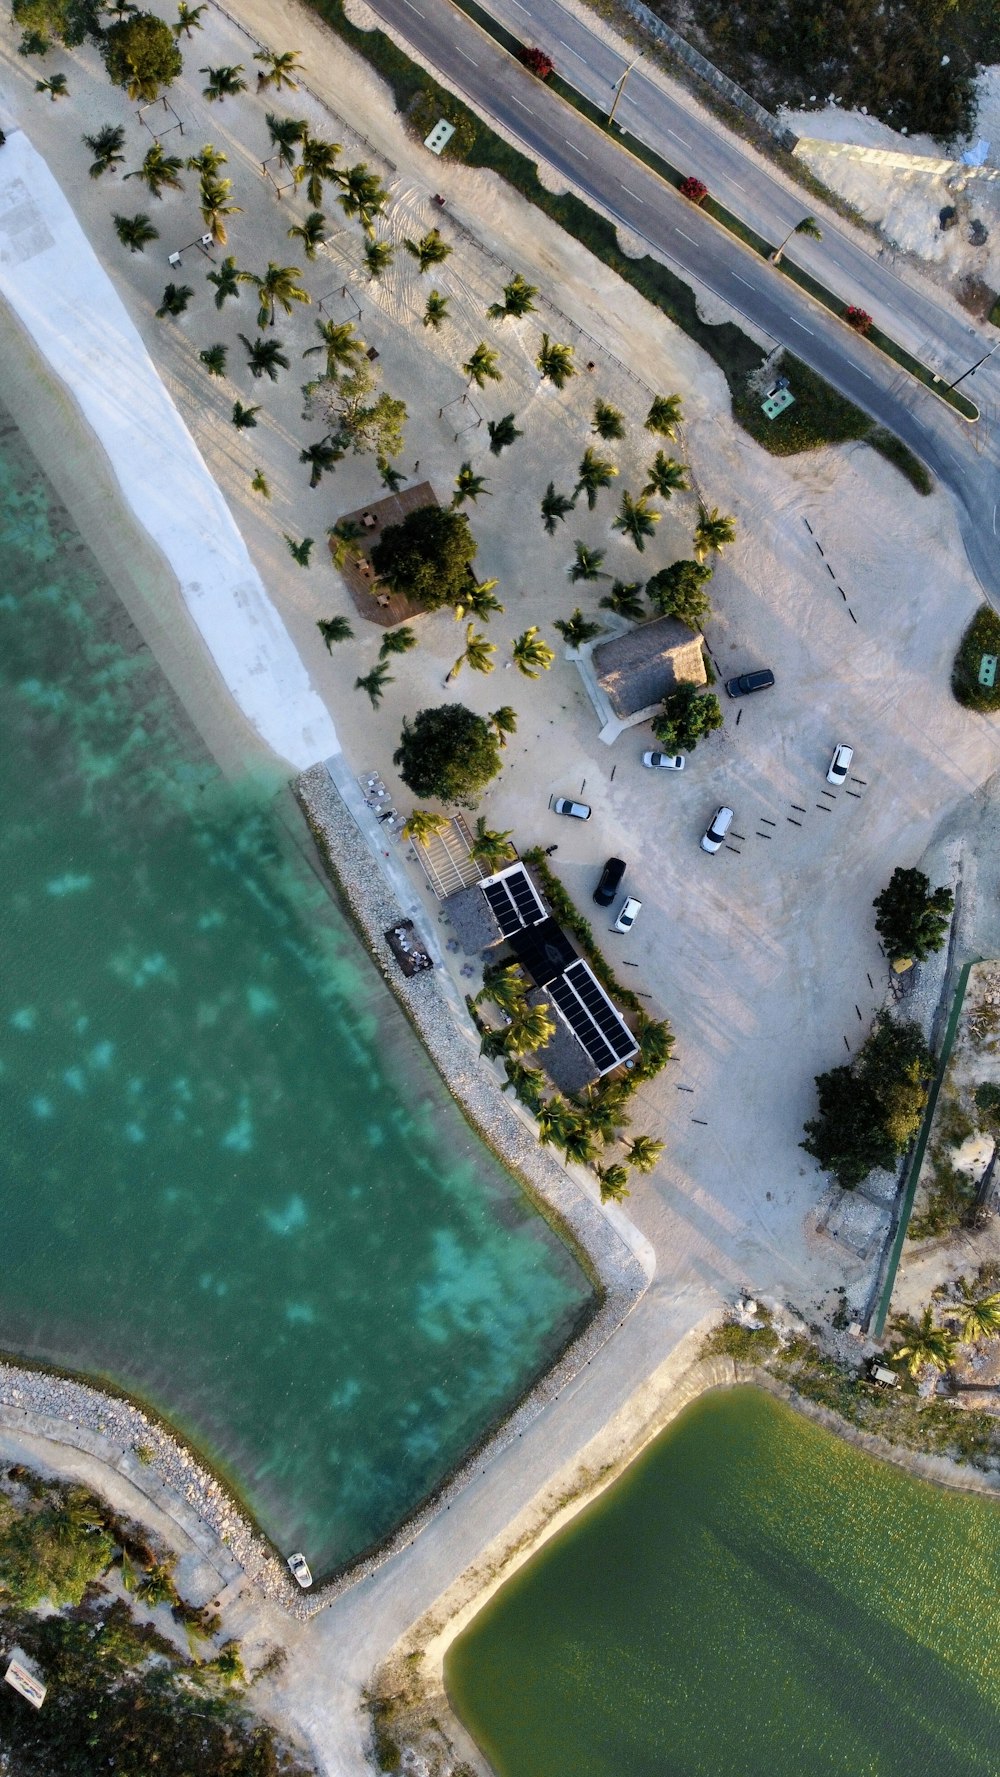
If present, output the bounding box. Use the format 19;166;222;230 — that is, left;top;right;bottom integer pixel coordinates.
457;46;477;62
400;0;424;12
855;368;873;380
667;128;691;147
994;502;997;535
621;184;645;202
732;273;753;287
510;0;528;8
568;142;589;158
511;93;533;110
676;228;697;244
790;317;814;334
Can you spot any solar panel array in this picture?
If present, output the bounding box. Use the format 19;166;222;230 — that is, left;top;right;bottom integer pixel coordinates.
549;959;638;1076
480;864;548;938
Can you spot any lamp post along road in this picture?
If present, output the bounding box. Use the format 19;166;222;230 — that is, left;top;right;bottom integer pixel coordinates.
947;335;1000;392
608;54;641;128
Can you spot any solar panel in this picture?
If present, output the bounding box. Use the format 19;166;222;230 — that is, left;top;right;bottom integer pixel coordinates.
479;863;547;938
549;959;638;1076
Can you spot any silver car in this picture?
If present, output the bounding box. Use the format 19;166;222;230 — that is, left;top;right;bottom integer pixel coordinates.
287;1552;313;1588
642;751;685;770
552;797;591;820
701;806;734;853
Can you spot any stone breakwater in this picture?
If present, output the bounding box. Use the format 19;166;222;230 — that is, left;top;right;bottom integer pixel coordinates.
0;767;649;1621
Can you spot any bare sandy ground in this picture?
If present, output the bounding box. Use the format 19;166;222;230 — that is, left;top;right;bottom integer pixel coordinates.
1;3;999;1771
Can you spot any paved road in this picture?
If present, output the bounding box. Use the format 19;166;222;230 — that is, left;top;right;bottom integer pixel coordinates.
366;0;1000;600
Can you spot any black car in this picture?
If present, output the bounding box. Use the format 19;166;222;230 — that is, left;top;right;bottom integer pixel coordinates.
725;667;775;698
594;857;626;906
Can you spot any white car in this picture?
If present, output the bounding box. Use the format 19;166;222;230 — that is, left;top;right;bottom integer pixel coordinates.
613;896;642;933
827;744;854;785
287;1552;313;1589
642;751;685;770
701;806;734;853
552;797;591;820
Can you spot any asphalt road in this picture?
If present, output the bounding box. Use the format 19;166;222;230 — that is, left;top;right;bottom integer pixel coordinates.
365;0;1000;600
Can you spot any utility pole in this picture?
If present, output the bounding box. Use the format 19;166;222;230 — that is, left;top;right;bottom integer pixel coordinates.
947;335;1000;391
608;54;641;128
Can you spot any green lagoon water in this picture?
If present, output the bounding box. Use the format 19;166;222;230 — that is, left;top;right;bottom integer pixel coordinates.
0;414;591;1575
448;1387;1000;1777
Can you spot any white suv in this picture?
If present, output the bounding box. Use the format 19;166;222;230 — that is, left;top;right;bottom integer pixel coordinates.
701;806;734;853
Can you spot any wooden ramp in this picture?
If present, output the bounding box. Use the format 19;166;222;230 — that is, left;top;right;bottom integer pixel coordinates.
413;815;489;900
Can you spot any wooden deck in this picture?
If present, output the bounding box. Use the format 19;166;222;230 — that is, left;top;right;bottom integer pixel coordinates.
335;481;438;628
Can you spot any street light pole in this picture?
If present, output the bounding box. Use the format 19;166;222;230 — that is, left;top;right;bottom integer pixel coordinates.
946;335;1000;391
608;54;640;128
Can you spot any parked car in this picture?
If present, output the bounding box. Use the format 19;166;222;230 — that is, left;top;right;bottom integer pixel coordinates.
642;750;685;770
594;857;626;906
700;806;734;853
287;1552;313;1589
826;743;854;785
725;668;775;698
613;896;642;933
552;797;591;820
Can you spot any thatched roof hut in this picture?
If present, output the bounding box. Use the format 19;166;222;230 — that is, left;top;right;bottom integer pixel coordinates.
591;617;706;723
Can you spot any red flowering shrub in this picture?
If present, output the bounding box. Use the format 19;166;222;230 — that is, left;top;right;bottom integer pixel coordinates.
843;306;874;334
679;176;708;205
517;45;554;79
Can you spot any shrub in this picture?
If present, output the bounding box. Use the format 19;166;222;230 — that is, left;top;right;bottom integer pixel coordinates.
952;604;1000;711
700;1320;779;1362
843;305;874;334
868;428;933;495
516;45;553;78
802;1013;932;1190
679;175;708;205
975;1082;1000;1134
407;87;477;158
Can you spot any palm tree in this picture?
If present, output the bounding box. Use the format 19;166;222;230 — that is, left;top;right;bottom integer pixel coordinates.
470;817;515;870
506;1001;556;1057
404;227;452;273
364;238;394;280
503;1061;546;1113
201;65;247;102
554;609;603;649
591;398;625;441
84;124;126;179
573;446;618;509
402;808;450;846
487;414;522;456
512;626;555;677
576;1086;629;1146
770;214;822;265
287;209;326;259
599;579;645;621
250;467;270;498
489;705;517;749
561;1117;601;1167
445;622;495;682
596;1162;630;1202
613;490;661;552
254;48;303;91
569;541;608;583
299;436;342;486
642;451;689;500
285;534;314;567
173;2;206;37
156;282;192;318
888;1307;957;1379
948;1284;1000;1344
454;579;504;622
244;261;310;327
136;1562;178;1606
239;334;289;381
480;1027;510;1062
327;519;365;569
536;333;576;388
379;625;418;659
625;1134;664;1173
634;1017;675;1074
377;453;404;490
463;342;502;388
423;289;450;330
199;175;241;245
113;212;159;253
337;162;388;234
487;272;538;320
207;256;242;308
693;501;736;563
303;318;365;380
199;343;227;376
186;142;228;176
125;141;184;197
317;614;354;648
295;132;341;207
355;661;394;707
536;1095;576;1148
645;393;683;437
265;112;306;169
231;400;260;429
35;73;69;100
540;483;574;534
452;463;489;507
476;963;526;1016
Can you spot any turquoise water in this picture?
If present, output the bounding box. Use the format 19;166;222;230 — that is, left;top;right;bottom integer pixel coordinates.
0;413;591;1575
448;1387;1000;1776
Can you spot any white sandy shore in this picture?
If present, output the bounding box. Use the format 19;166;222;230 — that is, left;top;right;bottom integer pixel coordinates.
0;126;339;770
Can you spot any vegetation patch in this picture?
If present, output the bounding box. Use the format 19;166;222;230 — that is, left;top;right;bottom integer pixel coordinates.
868;428;933;495
952;604;1000;712
802;1013;932;1190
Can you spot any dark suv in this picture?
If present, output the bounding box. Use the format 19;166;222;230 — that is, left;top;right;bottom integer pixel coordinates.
725;667;775;698
593;857;626;906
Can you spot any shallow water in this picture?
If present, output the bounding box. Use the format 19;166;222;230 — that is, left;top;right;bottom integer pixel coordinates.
0;413;592;1575
447;1386;1000;1776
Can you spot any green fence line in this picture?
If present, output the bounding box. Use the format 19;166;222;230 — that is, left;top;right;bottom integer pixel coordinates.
872;960;976;1340
447;0;978;422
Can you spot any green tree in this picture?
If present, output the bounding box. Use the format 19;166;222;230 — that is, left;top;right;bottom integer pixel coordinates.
364;237;395;279
402;808;450;846
632;1016;675;1080
199;342;227;376
506;1001;557;1058
652;682;723;751
254;47;302;90
445;622;496;682
303;317;366;380
424;289;450;330
239;333;289;381
287;209;326;259
250;466;270;498
372;505;476;610
646;559;713;628
207;255;242;308
540;483;575;534
243;260;310;327
489;705;517;749
317;614;353;648
599;579;645;621
200;63;247;101
453;462;489;507
265;111;306;169
625;1134;664;1173
394;704;502;806
645;392;683;437
591;398;625;440
463;342;502;388
562;1116;601;1167
231;399;260;429
554;608;603;649
536;332;576;388
379;624;418;659
173;1;206;37
84;123;126;178
299;435;342;487
125;140;184;197
405;227;452;273
569;541;608;583
613;490;660;552
487;271;538;320
103;13;182;101
35;71;69;98
319;362;407;460
378;454;404;491
113;211;159;253
355;661;394;707
0;1491;114;1608
536;1095;576;1149
454;578;504;622
771;214;822;265
155;281;192;318
487;413;523;455
338;162;388;233
13;0;102;53
295;132;341;206
642;451;689;500
199;174;241;245
693;502;737;563
503;1059;546;1112
948;1282;1000;1343
284;534;314;567
802;1014;931;1190
512;625;555;677
873;867;954;965
327;519;364;569
596;1162;631;1202
470;817;516;870
574;446;618;509
476;963;526;1016
887;1306;957;1379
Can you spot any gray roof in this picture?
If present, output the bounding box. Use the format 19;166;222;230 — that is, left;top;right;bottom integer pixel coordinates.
526;989;598;1094
592;616;706;719
443;884;503;955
